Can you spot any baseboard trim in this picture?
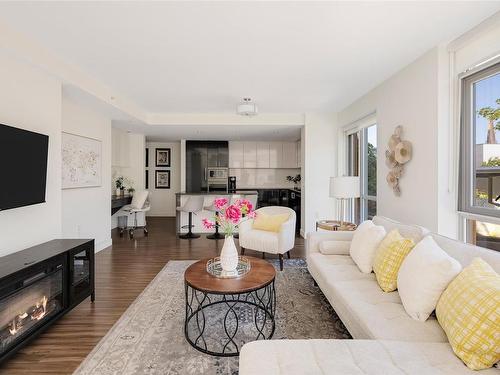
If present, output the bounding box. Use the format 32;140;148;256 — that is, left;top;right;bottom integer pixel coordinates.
95;238;112;253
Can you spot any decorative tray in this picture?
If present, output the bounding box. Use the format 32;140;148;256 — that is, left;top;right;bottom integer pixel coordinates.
206;256;251;279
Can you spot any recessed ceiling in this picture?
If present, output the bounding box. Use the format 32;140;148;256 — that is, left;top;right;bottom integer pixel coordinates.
113;121;302;142
0;1;499;114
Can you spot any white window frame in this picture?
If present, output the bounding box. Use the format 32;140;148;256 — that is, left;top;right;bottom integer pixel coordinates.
341;113;377;223
458;59;500;220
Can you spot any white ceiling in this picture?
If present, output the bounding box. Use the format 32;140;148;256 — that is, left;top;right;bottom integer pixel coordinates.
114;121;302;142
0;1;499;115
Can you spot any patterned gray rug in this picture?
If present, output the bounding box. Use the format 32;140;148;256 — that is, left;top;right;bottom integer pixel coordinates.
74;259;350;375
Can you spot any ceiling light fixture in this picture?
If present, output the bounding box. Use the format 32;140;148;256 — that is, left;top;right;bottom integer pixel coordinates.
237;97;258;116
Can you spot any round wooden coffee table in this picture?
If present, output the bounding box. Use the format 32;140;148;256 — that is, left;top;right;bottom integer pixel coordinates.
184;256;276;357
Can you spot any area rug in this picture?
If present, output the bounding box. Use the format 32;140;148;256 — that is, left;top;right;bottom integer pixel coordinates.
74;259;350;375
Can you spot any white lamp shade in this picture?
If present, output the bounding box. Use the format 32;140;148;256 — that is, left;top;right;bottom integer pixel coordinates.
329;176;360;198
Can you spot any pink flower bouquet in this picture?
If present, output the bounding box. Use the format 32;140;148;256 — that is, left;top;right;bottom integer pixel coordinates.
203;198;256;237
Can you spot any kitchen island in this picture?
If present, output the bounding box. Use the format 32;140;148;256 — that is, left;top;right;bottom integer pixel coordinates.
175;191;258;234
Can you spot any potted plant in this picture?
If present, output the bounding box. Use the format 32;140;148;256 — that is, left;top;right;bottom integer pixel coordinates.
202;198;256;272
286;174;301;188
115;176;124;196
127;187;135;196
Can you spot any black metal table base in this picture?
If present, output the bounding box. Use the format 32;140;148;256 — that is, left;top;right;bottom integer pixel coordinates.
184;281;276;357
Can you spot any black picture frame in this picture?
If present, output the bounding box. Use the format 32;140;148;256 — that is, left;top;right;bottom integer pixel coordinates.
155;148;171;167
155;170;171;189
145;170;149;189
145;148;149;167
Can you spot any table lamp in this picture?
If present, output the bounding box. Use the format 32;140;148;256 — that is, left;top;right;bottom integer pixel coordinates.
329;176;360;229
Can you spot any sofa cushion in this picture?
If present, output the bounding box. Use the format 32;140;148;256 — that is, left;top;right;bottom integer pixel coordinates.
398;236;462;322
350;221;386;273
373;229;415;292
252;212;290;232
431;233;500;273
308;253;375;284
333;278;448;342
239;339;500;375
436;258;500;370
319;240;351;255
240;229;279;253
373;216;429;242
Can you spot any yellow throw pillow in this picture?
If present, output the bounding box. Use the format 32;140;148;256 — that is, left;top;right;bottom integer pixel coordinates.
252;212;290;232
436;258;500;370
372;229;415;292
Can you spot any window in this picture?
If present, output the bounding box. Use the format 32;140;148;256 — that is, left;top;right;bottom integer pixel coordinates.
346;123;377;222
466;219;500;251
459;61;500;217
459;60;500;251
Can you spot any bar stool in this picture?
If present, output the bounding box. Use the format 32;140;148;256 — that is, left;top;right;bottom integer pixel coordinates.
204;195;230;240
177;195;205;239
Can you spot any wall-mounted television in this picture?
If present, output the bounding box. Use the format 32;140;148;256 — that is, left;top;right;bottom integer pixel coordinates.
0;124;49;211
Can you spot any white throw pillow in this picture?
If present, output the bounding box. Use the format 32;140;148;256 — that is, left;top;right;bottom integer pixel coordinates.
349;220;386;273
397;236;462;322
319;240;351;255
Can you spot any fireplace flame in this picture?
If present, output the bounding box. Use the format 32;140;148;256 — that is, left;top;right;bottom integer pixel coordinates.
8;296;49;335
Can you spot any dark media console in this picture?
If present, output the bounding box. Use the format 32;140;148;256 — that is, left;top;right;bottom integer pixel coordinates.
0;239;95;363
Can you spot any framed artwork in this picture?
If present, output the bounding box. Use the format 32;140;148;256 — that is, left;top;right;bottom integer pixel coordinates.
155;170;171;189
145;148;149;167
155;148;171;167
62;132;102;189
145;170;149;189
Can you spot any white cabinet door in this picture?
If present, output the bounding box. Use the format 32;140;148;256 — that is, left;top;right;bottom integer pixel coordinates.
256;142;270;168
282;142;297;168
229;141;244;168
243;142;257;168
269;142;283;168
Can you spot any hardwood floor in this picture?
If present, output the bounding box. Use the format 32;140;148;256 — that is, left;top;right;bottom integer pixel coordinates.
0;217;305;374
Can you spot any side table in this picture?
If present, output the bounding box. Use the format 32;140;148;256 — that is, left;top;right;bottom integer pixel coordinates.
316;220;357;231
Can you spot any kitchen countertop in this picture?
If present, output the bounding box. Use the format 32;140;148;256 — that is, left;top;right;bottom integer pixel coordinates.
176;190;258;196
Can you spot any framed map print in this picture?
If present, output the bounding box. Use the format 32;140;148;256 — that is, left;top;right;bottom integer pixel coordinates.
62;132;102;189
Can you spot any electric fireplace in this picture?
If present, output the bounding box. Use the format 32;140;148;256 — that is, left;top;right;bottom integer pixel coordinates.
0;239;94;363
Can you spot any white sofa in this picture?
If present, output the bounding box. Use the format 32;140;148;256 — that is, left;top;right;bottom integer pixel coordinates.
240;216;500;374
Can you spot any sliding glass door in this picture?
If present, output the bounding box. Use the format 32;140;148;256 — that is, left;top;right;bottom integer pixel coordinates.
346;123;377;223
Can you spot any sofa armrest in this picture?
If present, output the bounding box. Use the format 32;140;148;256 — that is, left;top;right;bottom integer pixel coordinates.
239;217;254;235
306;231;355;256
278;217;296;253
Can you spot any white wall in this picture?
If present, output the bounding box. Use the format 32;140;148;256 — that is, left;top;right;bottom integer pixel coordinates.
0;52;62;256
146;141;181;216
303;113;338;235
338;48;440;232
61;96;112;251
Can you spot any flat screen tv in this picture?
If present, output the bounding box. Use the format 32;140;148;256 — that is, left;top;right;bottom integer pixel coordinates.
0;124;49;211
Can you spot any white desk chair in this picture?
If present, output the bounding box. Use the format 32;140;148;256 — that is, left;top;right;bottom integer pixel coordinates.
177;195;205;239
119;190;151;239
239;206;296;270
204;195;230;240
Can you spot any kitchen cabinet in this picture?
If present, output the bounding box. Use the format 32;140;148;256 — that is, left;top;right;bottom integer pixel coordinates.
229;141;301;169
269;142;283;168
282;142;297;168
243;142;257;168
256;142;270;168
229;141;244;168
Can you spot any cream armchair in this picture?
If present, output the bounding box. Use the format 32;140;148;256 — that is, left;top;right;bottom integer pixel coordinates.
239;206;296;270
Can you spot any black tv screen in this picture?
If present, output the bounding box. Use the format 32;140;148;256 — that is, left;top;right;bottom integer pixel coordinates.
0;124;49;211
